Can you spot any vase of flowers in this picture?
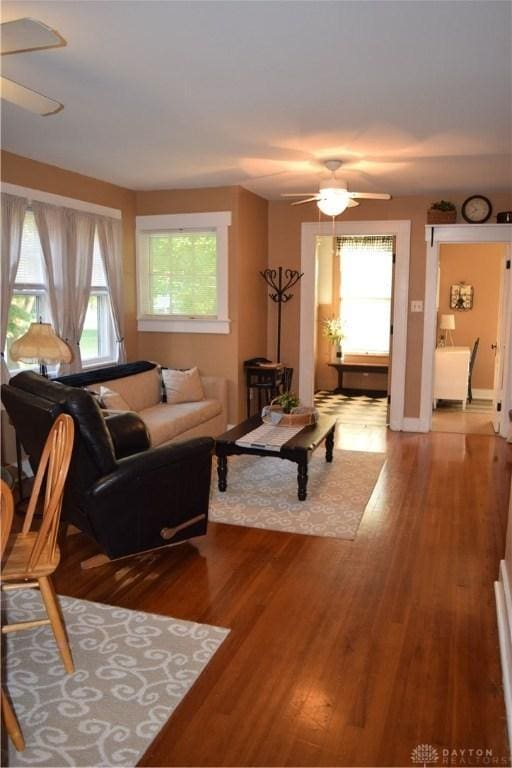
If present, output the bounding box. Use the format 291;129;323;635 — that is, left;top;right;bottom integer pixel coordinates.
322;317;345;363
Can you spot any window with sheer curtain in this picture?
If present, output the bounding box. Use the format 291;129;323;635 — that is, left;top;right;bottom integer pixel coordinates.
5;211;116;372
337;235;394;355
136;211;231;334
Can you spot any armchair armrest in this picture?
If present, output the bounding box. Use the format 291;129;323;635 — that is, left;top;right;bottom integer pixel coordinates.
104;411;150;459
85;436;214;559
90;436;214;498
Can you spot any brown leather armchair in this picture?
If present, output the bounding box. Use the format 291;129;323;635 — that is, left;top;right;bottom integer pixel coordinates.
1;369;213;568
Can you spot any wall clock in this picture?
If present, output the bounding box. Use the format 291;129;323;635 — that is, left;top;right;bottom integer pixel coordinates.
461;195;492;223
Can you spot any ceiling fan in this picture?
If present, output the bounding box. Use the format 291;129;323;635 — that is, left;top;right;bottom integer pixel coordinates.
282;159;391;216
1;17;66;116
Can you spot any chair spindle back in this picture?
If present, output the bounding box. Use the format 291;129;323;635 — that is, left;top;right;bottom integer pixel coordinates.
21;414;74;572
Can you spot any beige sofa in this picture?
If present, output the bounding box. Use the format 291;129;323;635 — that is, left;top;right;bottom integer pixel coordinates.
89;364;227;447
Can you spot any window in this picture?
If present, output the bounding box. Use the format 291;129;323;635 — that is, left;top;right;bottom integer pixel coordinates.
6;211;50;372
136;212;231;334
338;235;394;354
80;233;116;365
6;212;117;372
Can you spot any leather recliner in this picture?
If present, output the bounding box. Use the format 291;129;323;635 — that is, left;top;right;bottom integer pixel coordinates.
1;371;214;566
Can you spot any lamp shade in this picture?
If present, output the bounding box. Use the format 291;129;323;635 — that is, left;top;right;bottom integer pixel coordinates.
440;314;456;331
317;188;350;217
10;322;73;365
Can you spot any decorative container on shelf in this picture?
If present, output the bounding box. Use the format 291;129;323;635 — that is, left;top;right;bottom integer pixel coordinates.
427;201;457;224
262;400;317;427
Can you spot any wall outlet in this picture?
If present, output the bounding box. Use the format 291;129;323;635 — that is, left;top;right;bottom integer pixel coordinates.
411;300;423;313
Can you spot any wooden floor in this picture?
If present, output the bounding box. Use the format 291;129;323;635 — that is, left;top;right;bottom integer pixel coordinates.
51;426;512;767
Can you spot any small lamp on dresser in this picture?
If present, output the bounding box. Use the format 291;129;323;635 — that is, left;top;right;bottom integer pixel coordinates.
439;314;455;347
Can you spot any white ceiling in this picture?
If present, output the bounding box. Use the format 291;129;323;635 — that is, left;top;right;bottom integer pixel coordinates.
1;0;511;199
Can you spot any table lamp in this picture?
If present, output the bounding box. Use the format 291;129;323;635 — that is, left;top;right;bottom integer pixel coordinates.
440;314;455;346
10;321;73;377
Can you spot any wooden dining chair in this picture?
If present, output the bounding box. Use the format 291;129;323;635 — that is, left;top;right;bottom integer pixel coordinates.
1;413;75;674
1;478;25;751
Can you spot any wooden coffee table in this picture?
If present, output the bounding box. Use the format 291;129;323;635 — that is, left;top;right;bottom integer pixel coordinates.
214;414;336;501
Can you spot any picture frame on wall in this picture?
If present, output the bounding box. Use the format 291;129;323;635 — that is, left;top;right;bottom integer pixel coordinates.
450;283;474;311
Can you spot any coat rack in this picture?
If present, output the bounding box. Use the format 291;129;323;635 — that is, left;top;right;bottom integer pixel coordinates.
260;266;303;362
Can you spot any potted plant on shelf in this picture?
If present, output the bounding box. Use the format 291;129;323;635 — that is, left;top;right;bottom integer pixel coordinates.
427;200;457;224
322;317;345;363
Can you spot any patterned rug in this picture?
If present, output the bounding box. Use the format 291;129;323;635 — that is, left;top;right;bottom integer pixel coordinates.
314;391;388;426
210;449;386;539
3;591;229;767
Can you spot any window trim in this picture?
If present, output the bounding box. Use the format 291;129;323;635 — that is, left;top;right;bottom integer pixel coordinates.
136;212;231;334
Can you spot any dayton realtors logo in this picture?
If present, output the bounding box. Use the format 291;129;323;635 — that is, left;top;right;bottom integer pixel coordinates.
411;744;439;764
411;744;509;766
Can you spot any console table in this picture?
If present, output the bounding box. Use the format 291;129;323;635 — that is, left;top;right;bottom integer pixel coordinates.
328;361;388;395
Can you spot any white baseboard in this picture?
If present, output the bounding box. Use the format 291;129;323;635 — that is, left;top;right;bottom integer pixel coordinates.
401;416;429;433
495;562;512;749
472;388;493;400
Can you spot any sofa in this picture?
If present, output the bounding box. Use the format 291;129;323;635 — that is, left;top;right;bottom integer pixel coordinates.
1;367;216;568
55;360;228;445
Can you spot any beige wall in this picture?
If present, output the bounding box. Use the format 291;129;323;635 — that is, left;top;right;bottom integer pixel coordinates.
268;192;512;417
1;151;138;359
235;187;269;418
439;243;504;390
135;186;268;423
3;149;510;422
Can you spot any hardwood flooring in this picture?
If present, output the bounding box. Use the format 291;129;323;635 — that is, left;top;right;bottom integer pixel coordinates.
52;427;512;767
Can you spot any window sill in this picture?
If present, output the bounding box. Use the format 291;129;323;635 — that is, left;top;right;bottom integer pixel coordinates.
137;317;231;334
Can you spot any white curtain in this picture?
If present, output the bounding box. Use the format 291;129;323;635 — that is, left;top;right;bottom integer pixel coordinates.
32;201;66;340
1;193;28;382
96;216;126;363
63;209;95;372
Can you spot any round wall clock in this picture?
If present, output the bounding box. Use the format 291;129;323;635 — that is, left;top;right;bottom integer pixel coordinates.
461;195;492;223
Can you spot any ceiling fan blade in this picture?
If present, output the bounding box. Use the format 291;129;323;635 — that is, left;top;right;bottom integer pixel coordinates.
1;76;63;115
281;193;318;198
348;192;391;200
1;18;66;55
347;199;360;208
290;197;321;206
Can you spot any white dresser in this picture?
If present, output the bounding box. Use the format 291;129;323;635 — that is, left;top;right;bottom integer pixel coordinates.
433;346;470;409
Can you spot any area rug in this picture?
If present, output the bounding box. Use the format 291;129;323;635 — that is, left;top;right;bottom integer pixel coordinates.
3;590;229;768
210;449;386;539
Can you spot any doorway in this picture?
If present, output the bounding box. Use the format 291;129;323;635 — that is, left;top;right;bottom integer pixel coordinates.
431;242;503;436
421;224;512;438
313;234;393;428
299;220;411;431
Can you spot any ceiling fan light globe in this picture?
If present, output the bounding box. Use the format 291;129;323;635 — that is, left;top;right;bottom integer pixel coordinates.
317;188;349;217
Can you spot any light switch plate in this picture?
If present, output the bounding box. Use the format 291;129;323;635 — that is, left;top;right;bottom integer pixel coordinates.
411;300;423;313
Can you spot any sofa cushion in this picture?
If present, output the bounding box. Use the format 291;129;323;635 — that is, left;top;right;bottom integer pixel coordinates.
94;367;162;412
98;385;131;411
141;400;221;446
162;366;205;404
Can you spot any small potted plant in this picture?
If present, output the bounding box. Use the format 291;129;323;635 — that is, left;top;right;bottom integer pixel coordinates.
322;317;345;362
264;391;317;426
427;200;457;224
273;391;300;413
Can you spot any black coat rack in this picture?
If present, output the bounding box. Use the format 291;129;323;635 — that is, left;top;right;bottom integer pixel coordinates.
260;267;303;362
